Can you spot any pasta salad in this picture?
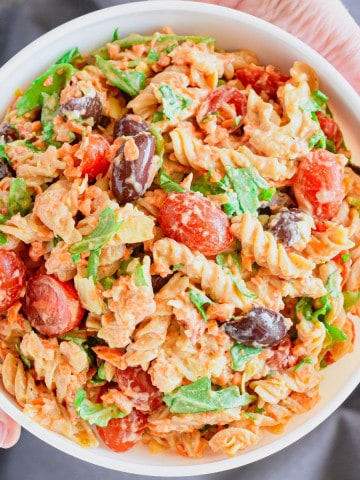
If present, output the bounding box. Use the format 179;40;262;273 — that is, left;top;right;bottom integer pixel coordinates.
0;27;359;458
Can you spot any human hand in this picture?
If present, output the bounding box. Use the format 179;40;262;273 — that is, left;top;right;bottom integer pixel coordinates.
0;410;21;448
192;0;360;93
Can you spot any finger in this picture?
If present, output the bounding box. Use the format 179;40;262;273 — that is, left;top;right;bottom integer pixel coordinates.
0;410;21;448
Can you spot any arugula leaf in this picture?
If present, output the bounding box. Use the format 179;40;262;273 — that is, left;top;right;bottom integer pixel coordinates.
55;47;80;65
0;144;11;164
8;178;33;217
74;388;125;427
230;344;263;371
163;377;255;414
95;55;146;97
343;290;360;312
159;171;185;192
188;289;214;321
158;85;191;120
69;208;122;254
16;63;76;115
301;90;329;113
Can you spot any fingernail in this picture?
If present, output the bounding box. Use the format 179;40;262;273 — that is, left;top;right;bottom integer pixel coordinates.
0;421;7;448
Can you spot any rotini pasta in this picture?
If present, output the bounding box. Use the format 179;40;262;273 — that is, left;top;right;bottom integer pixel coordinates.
0;27;358;460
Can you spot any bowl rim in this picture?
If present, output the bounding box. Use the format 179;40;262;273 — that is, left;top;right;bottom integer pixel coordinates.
0;1;360;476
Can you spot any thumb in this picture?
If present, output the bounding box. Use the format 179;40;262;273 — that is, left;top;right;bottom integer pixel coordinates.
0;410;21;448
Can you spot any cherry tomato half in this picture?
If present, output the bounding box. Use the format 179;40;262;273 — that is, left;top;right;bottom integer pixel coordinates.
236;65;290;100
292;149;345;221
96;409;148;452
197;85;247;124
158;192;234;256
23;274;84;336
80;134;111;180
0;250;26;315
115;366;163;413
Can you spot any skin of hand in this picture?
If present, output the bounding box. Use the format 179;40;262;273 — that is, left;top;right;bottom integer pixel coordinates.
193;0;360;93
0;410;21;448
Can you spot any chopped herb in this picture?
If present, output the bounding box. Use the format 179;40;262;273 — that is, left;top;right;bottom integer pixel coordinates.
343;290;360;312
111;34;215;51
149;126;164;163
163;377;255;414
95;55;146;97
133;263;148;287
341;253;351;263
188;289;214;321
86;247;101;281
152;111;164;123
0;144;10;164
118;258;133;276
15;344;32;369
301;90;329;113
244;411;256;420
41;92;61;145
254;407;265;414
323;320;348;345
74;387;125;427
0;232;7;245
100;276;116;290
215;253;257;299
171;263;185;272
158;85;192;120
230;344;263;371
147;48;159;64
112;27;119;41
293;357;313;371
159;171;185;192
55;47;80;65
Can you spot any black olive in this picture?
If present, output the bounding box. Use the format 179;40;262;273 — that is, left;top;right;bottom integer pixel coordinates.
0;123;19;143
0;159;15;180
60;94;103;124
224;306;287;348
151;274;173;293
267;208;304;247
113;114;149;138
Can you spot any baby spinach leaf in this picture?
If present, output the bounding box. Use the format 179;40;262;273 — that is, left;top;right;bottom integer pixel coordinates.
230;344;263;371
74;388;125;427
69;207;122;254
188;289;214;321
163;377;255;414
16;63;76;115
158;85;191;120
159;171;185;192
95;55;146;97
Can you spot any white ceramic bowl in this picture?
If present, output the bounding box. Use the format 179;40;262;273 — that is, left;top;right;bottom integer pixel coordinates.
1;1;360;476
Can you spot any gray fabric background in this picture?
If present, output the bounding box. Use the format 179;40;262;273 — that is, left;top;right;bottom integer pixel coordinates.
0;1;359;478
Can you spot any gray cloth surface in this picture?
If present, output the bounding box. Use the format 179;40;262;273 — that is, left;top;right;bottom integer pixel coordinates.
0;0;359;478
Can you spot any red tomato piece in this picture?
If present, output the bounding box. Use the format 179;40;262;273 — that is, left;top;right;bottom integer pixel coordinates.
80;134;111;180
96;409;147;452
316;112;343;151
0;250;26;315
23;274;84;336
115;366;163;413
197;85;247;123
292;149;345;221
158;192;234;256
236;65;290;100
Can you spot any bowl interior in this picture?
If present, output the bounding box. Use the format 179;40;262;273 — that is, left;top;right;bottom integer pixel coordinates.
1;1;360;476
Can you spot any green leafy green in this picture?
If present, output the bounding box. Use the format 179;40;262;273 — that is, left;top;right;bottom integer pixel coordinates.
323;321;348;345
147;48;159;64
0;144;10;164
188;289;214;321
16;63;76;115
230;344;263;371
171;263;185;272
293;357;313;371
15;344;32;369
70;207;122;254
99;276;116;290
112;27;119;41
41;92;61;145
8;178;33;217
113;34;215;50
341;253;351;263
86;247;102;281
215;252;257;299
163;377;255;414
158;85;191;120
95;55;146;97
55;47;80;65
301;90;329;113
74;388;125;427
133;263;148;287
0;232;7;245
159;171;185;192
343;290;360;312
150;126;164;163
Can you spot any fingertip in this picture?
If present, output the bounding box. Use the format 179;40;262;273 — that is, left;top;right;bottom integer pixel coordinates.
0;411;21;448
